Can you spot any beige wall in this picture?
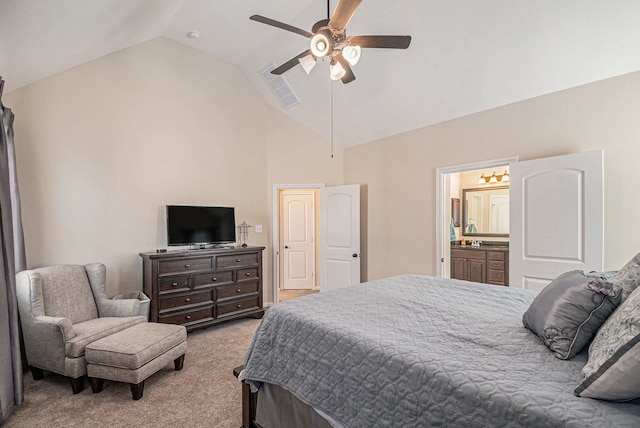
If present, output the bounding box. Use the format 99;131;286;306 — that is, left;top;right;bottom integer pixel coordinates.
7;36;638;298
344;71;640;281
6;37;341;300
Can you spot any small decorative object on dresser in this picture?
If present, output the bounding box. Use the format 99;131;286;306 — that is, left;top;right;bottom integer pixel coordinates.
140;246;265;332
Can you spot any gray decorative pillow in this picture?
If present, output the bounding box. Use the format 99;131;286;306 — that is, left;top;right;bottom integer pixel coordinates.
522;270;622;360
606;252;640;301
586;270;617;281
576;285;640;400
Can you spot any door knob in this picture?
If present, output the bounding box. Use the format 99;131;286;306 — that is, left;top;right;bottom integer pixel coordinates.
284;245;289;249
352;253;358;258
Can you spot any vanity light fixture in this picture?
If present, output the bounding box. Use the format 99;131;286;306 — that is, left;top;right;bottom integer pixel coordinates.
478;170;510;184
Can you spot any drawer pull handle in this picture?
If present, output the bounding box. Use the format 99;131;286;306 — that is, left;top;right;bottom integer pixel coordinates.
236;304;242;308
184;264;190;268
212;277;217;282
185;298;191;303
172;282;178;287
186;315;191;320
245;272;251;277
235;258;241;263
236;288;242;293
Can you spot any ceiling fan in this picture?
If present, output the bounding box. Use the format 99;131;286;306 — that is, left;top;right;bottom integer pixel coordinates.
250;0;411;84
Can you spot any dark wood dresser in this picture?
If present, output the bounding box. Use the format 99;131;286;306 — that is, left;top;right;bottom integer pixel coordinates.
450;245;509;286
140;246;265;332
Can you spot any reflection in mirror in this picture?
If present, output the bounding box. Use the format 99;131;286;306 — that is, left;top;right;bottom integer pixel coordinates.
462;186;509;237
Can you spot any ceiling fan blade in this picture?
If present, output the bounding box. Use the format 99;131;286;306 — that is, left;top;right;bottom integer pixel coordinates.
347;35;412;49
328;0;362;31
334;53;356;84
250;15;314;38
272;49;315;75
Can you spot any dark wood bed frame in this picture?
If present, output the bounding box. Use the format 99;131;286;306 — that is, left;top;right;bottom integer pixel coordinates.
233;365;262;428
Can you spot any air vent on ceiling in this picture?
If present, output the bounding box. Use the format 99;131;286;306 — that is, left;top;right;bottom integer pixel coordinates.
260;63;300;109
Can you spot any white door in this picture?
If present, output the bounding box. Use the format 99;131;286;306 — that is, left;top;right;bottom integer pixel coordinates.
320;184;361;292
510;150;603;291
490;195;509;234
281;190;315;290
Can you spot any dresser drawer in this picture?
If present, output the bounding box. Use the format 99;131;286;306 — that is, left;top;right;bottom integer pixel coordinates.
158;276;190;294
193;271;233;288
159;290;213;311
217;281;259;301
216;253;259;269
237;267;259;282
159;257;212;275
487;251;506;261
159;307;213;326
217;296;260;318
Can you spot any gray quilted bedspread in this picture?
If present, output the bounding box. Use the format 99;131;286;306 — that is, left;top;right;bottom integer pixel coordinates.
241;275;640;427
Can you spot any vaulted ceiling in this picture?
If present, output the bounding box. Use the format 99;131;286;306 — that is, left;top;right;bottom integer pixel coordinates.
2;0;640;147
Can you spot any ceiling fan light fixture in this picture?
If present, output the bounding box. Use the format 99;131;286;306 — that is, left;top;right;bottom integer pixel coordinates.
343;45;361;66
310;33;330;57
298;54;316;74
329;60;346;80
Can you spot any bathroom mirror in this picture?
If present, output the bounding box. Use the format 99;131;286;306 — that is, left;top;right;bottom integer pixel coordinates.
462;186;509;237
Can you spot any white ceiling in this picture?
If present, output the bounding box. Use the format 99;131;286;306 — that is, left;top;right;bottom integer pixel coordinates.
2;0;640;147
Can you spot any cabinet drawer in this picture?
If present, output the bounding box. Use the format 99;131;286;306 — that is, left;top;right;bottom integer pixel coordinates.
487;251;506;261
488;270;505;283
159;307;213;326
237;267;259;281
159;290;213;311
488;261;505;270
159;257;212;275
217;296;259;318
451;249;485;260
217;281;259;301
158;276;190;294
193;271;233;288
216;253;259;269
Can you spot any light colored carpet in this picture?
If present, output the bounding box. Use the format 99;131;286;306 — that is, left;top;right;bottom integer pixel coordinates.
4;318;262;428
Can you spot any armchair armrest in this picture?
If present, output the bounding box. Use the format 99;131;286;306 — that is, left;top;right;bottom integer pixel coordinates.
99;298;141;317
33;315;76;343
84;263;142;317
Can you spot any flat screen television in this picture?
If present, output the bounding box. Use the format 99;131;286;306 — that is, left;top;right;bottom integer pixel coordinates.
166;205;236;247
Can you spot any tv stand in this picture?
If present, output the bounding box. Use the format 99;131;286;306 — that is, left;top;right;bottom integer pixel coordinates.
140;246;265;332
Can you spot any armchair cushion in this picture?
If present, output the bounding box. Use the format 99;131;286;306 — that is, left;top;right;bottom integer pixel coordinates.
65;316;146;358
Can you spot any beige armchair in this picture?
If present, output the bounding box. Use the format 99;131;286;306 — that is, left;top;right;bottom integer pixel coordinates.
16;263;147;393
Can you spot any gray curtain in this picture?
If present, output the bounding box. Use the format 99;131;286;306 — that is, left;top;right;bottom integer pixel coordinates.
0;77;26;422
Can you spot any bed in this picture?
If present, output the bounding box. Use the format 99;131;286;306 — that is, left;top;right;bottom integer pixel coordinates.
237;274;640;427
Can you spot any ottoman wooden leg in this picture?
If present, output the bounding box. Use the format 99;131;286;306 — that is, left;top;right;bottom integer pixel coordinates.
174;354;185;371
131;381;145;400
90;377;104;393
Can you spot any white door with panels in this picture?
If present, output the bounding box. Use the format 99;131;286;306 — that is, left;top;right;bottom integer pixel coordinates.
320;184;361;292
281;190;315;290
509;150;604;291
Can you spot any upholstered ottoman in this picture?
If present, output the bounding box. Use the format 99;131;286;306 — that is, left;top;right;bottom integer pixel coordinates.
85;322;187;400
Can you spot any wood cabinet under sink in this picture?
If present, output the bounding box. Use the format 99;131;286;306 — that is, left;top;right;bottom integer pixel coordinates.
451;246;509;286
